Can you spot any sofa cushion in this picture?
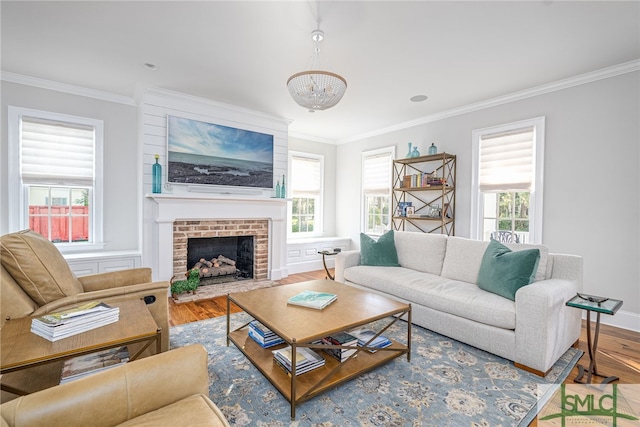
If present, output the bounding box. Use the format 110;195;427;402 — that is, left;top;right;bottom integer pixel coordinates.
504;242;549;282
477;239;540;301
0;230;83;306
440;237;489;283
440;236;548;284
344;266;516;329
360;230;400;266
394;231;447;275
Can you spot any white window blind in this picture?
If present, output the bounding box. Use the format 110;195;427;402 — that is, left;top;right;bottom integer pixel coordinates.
479;127;534;192
291;155;321;194
363;151;392;193
21;117;95;186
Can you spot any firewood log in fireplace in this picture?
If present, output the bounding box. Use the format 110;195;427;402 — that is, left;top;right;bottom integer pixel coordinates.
193;255;237;278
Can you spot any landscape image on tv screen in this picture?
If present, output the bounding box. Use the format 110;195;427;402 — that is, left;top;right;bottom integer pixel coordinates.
167;115;274;189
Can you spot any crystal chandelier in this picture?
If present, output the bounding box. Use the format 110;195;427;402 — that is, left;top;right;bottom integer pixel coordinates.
287;29;347;112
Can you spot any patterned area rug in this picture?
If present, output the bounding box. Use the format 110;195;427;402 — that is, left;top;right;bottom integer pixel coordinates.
170;314;582;426
172;280;279;303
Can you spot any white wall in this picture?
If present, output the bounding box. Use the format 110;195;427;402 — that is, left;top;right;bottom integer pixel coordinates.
336;71;640;330
288;136;338;237
1;81;140;252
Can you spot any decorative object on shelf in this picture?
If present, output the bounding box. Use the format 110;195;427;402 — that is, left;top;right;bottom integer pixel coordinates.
428;143;438;155
281;174;286;198
406;142;413;158
287;10;347;113
152;154;162;194
392;153;456;235
275;180;281;198
410;146;420;158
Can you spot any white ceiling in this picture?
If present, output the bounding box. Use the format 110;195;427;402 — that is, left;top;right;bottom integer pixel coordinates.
2;1;639;143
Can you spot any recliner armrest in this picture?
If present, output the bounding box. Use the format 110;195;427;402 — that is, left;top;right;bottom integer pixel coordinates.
78;267;153;292
0;345;222;427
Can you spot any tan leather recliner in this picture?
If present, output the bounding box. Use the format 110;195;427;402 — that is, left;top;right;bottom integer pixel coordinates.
1;230;170;397
0;344;230;427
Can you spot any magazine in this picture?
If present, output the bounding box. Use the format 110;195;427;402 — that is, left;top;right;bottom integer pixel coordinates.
287;290;337;310
31;301;119;341
60;346;129;384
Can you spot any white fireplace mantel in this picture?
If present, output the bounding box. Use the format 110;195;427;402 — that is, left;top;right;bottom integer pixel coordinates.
145;193;289;282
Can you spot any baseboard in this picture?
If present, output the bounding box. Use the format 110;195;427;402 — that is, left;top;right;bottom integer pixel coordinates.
287;259;333;275
586;309;640;332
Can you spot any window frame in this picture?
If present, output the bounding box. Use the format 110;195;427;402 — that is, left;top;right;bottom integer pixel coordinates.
470;116;545;244
361;146;395;236
287;151;324;238
8;106;105;253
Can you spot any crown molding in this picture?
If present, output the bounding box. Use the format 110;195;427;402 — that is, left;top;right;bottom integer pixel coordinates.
337;59;640;144
1;71;137;106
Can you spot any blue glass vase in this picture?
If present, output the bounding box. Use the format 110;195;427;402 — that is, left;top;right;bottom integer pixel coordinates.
428;143;438;155
411;146;420;158
152;155;162;194
406;142;413;158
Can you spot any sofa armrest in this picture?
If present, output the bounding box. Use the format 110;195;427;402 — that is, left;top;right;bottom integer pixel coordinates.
515;277;582;373
0;345;225;427
334;250;361;283
78;267;153;292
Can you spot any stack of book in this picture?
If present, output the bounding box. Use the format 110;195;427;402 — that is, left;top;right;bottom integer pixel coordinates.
248;320;285;348
348;328;392;353
31;301;120;342
60;346;130;384
272;346;325;376
321;332;358;362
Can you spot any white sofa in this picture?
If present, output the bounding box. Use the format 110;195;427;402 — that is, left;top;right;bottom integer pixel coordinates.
334;231;583;376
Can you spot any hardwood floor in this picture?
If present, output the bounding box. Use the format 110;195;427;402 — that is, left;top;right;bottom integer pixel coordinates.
169;270;640;426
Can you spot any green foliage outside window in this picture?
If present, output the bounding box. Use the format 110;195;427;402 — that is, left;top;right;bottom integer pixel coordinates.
498;192;529;232
291;197;315;233
366;195;390;233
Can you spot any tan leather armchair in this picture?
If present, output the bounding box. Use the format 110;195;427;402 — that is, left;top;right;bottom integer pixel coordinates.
1;230;170;398
0;344;230;427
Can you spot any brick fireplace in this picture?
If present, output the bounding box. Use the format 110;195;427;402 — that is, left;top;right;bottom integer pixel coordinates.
172;219;269;280
145;193;289;283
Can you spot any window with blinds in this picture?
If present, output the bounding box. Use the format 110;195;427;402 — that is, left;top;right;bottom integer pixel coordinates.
362;147;394;235
21;117;95;186
8;106;103;248
479;127;535;192
471;117;545;244
289;152;323;235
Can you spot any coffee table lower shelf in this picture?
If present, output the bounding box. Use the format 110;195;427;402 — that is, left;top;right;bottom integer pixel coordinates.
228;328;409;419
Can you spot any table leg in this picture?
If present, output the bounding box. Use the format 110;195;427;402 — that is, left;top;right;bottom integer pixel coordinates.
321;253;334;280
226;295;231;347
574;310;619;384
290;341;297;420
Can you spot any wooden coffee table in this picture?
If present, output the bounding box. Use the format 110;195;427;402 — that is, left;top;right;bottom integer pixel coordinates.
1;299;162;396
226;279;411;419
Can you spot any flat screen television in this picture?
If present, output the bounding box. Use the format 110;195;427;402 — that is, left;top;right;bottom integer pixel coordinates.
167;115;274;189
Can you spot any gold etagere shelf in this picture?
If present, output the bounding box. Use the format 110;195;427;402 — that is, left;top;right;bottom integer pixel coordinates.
392;152;456;235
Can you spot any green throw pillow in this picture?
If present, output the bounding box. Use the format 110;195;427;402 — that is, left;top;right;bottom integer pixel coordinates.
360;230;400;267
477;239;540;301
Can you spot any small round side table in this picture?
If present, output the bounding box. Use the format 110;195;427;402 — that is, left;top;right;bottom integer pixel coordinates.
566;293;623;384
318;250;340;280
